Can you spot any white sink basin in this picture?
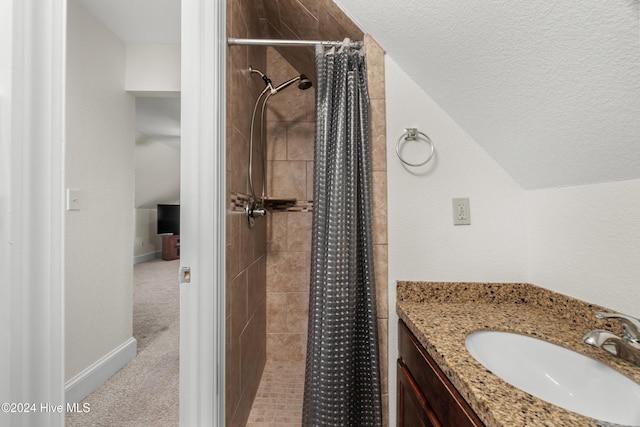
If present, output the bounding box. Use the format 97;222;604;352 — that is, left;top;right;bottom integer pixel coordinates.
465;330;640;426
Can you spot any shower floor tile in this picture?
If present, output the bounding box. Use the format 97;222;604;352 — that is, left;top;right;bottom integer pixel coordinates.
246;360;305;427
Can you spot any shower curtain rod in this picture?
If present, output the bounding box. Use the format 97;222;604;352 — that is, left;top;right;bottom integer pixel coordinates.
227;37;363;48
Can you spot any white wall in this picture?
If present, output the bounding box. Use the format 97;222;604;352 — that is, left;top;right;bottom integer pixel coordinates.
134;132;181;208
134;208;162;259
385;55;529;425
125;43;180;95
385;56;528;284
528;179;640;318
65;0;135;381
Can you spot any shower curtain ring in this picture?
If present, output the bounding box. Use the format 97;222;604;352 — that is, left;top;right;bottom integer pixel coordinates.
396;128;434;167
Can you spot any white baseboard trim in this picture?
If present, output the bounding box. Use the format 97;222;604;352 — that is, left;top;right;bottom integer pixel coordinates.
134;251;161;265
65;337;137;405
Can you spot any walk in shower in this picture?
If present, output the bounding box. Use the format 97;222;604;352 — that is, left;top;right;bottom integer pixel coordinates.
225;2;389;426
232;39;382;426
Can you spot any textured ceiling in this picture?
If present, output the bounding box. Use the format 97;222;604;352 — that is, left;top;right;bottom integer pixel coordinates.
77;0;640;189
335;0;640;189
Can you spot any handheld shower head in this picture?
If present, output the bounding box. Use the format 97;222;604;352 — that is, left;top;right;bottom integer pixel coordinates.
250;67;313;94
298;74;312;90
273;74;313;93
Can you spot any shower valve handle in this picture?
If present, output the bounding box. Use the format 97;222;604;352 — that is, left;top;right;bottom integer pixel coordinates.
245;201;267;228
250;207;267;217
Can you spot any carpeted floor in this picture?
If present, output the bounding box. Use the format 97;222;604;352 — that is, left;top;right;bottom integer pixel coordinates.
66;258;180;427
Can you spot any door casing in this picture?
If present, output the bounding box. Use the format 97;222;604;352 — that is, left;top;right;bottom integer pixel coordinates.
1;0;226;425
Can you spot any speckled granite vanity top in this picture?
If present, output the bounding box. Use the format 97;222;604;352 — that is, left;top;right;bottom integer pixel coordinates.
396;281;640;427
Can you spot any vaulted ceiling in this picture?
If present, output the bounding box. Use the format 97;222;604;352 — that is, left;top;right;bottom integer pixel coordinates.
248;0;640;189
335;0;640;189
77;0;640;190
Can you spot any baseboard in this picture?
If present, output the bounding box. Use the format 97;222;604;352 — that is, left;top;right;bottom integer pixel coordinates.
134;251;161;265
65;337;137;405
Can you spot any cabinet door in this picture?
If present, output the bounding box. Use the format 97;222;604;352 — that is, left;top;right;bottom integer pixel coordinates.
397;361;441;427
398;321;484;427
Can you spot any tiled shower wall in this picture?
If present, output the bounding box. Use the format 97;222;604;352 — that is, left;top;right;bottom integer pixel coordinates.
264;38;389;423
225;0;268;426
265;47;315;362
367;34;390;424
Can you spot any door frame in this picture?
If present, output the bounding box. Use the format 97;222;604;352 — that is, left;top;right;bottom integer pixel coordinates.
1;1;66;426
1;0;226;425
179;0;226;425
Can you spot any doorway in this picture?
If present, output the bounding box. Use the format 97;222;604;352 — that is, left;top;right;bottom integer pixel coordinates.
64;0;181;423
2;1;225;426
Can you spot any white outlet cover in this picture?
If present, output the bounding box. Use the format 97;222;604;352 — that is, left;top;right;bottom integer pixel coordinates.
452;197;471;225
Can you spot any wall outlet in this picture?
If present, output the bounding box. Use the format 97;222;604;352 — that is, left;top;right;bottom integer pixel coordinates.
452;198;471;225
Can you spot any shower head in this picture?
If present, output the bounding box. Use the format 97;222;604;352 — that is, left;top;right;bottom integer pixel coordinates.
298;74;312;90
273;74;313;93
250;66;313;94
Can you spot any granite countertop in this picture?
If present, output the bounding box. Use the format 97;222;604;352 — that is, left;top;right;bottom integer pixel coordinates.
396;281;640;427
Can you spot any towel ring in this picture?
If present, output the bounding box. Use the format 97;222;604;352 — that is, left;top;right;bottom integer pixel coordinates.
396;128;434;167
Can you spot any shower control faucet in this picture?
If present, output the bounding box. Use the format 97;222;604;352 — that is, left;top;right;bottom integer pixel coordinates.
245;200;267;228
583;312;640;367
249;206;267;217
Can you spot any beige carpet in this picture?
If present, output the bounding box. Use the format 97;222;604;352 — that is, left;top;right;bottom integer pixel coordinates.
66;258;180;427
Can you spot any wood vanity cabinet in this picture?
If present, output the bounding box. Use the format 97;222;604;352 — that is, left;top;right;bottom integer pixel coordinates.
398;320;484;427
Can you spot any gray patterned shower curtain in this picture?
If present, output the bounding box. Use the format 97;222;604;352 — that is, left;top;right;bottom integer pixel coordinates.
302;42;383;427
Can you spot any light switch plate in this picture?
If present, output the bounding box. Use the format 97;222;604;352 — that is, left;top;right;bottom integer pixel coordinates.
66;188;82;211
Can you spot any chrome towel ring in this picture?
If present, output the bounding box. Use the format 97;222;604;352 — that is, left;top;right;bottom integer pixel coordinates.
395;128;434;167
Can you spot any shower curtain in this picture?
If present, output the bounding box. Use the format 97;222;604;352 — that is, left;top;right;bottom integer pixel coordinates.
302;42;383;427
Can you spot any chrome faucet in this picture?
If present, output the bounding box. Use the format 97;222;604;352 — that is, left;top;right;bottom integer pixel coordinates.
593;312;640;342
583;312;640;368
